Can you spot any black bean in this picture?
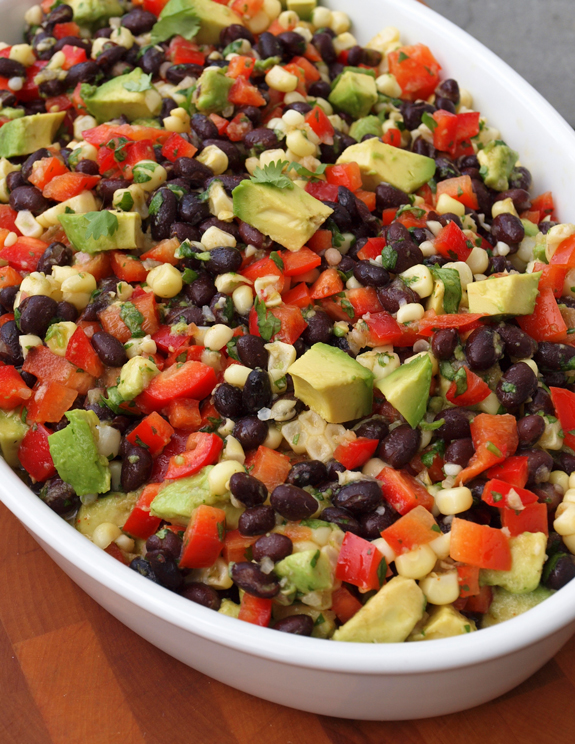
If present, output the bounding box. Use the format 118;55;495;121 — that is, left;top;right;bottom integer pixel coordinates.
6;171;27;192
173;156;213;187
353;260;390;288
554;452;575;475
253;533;293;562
273;615;314;636
110;415;131;435
185;272;216;306
257;30;284;59
231;561;279;598
497;324;537;360
534;342;575;372
487;256;514;274
191;113;219;140
202;139;242;171
517;415;545;446
164;304;202;326
400;101;435;131
435;408;472;442
388;239;424;274
160;97;177;120
277;31;306;58
39;77;67;98
98;177;130;204
0;286;18;312
355;417;389;441
377;425;421;469
465;327;504;371
287;461;328;489
539;221;558;236
545;554;575;591
213;382;245;419
9;185;49;215
209;292;233;325
522;448;554;486
360;505;400;538
375;182;410;212
75;159;100;176
146;530;182;561
242;369;273;413
312;32;336;63
491;213;525;246
180;582;221;610
471;178;494;215
237;106;261;128
320;506;361;534
171;222;201;243
525;388;555;417
21;149;51;181
284;101;312;116
243;127;279;156
121;444;153;492
19;295;58;337
431;328;459;360
308;80;331;98
165;63;203;84
412;138;436;157
444;438;474;467
270;484;318;521
205;247;242;275
0;320;23;365
39;476;79;515
0;58;25;78
229;472;268;508
434;157;460;182
238;505;276;536
496;362;538;411
121;8;156;34
199;217;240;242
435;96;456;114
233;415;268;450
494;189;531;213
220;24;255;47
136;45;162;76
509;166;532;191
302;309;333;346
129;557;159;583
436;78;460;103
377;279;419;314
96;43;127;72
534;482;562;513
148;187;176;241
65;61;101;87
146;550;183;591
47;3;73;23
236;334;269;369
91;331;128;368
332;480;382;515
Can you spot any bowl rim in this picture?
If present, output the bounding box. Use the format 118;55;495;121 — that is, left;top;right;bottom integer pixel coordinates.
3;0;575;676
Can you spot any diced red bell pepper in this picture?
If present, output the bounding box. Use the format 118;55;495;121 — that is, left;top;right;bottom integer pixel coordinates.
73;251;112;282
241;256;284;291
0;205;19;233
434;220;472;261
141;237;179;266
436;175;479;211
238;593;272;626
486;456;529;488
168;36;205;66
418;312;485;337
209;113;229;135
83;123;170;146
531;192;554;221
100;292;160;343
482;478;538;509
357;237;386;261
331;585;362;624
122;483;163;540
446;366;491;406
501;502;548;537
305;105;334;144
346;287;383;317
127;411;174;457
179;504;226;569
307;228;334;252
432;109;458;154
23;346;93;394
247;445;291;492
388;43;441;101
517;287;567;343
65;327;104;378
305;181;340;202
18;424;56;481
137;361;217;412
0;366;32;410
310;268;343;300
534;261;567;298
226;112;253;142
268;304;307;344
60;44;87;70
457;413;518;485
109;251;148;283
0;237;48;272
142;0;171;13
167;398;201;431
456;111;481;141
381;505;440;554
336;532;385;592
27;381;78;423
456;564;480;598
334;437;379;470
549;235;575;268
165;344;204;368
29;156;69;190
325;162;362;192
383;128;401;147
228;75;266;107
550;387;575;452
43;172;100;201
355;189;377;212
280;247;321;276
226;55;256;79
465;585;493;614
363;311;403;345
377;468;435;516
160;132;197;162
152;325;195;355
282;282;312;308
165;431;223;480
222;529;258;563
53;21;80;38
449;518;512;571
0;266;23;289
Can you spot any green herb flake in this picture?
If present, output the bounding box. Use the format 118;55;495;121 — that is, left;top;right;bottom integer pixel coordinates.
250;159;293;190
398;51;410;63
84;211;119;241
182;267;198;284
421;111;437;131
377;557;387;588
254;296;281;341
270;251;284;271
124;73;153;92
431;524;441;533
287;161;327;181
431;265;462;314
420;418;445;431
381;244;397;271
310;550;320;568
120;301;145;339
486;441;502;457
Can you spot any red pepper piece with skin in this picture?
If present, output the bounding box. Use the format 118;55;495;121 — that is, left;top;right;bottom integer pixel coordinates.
0;366;32;410
456;413;518;485
456;564;480;598
363;311;403;345
517;287;567;343
27;382;78;423
331;586;362;624
481;479;538;509
18;424;56;481
485;456;529;488
446;367;491;407
65;327;104;378
380;505;440;554
377;468;435;515
434;220;472;261
127;411;174;457
165;432;223;480
136;361;217;412
122;483;163;540
418;312;485;337
179;504;226;569
501;502;549;537
550;387;575;452
336;532;385;592
334;438;379;470
238;593;272;626
449;518;512;571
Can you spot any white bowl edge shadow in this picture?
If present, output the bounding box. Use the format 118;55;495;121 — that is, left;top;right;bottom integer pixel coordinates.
2;0;575;720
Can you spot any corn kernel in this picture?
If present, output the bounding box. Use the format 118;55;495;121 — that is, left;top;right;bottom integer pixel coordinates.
311;6;332;28
466;246;490;275
18;334;42;359
110;26;134;49
263;0;282;20
492;197;519;219
163;106;192;134
435;486;473;516
330;10;350;34
73;114;98;141
429;531;451;560
222;435;245;465
443;260;473;291
549;471;569;494
232;284;254;315
554;504;575;535
10;43;36;67
376;72;402;97
278;10;299;28
132;160;168;192
196;144;228;174
419;570;460;605
246;9;269;34
436;193;466;217
224;364;252;387
286;129;316;158
395;544;437;579
208;460;245;496
146;263;182;298
15;210;43;238
201;225;236;250
396;302;425;324
45;321;77;356
263;424;283;449
399;264;433;299
92;522;122;549
204;323;234;351
265;65;298;93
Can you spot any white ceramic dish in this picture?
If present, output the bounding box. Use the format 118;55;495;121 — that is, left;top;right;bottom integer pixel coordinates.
2;0;575;721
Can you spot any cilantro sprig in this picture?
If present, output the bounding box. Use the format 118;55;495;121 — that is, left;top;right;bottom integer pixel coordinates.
250;160;293;189
84;211;119;241
254;296;280;341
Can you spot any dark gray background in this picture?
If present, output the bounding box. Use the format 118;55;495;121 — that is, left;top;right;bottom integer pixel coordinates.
429;0;575;126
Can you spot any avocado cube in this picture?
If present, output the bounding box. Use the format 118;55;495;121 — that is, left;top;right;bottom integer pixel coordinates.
409;605;476;641
481;532;547;594
59;211;143;254
48;410;110;497
232;181;334;252
375;353;432;428
467;272;541;316
0;409;28;468
477;140;518;191
336;138;436;193
69;0;123;28
274;549;333;594
154;0;244;45
75;491;139;537
286;0;317;20
349;115;382;142
0;112;66;159
333;576;425;643
482;585;554;627
81;69;162;124
287;342;374;424
195;68;234;114
150;467;215;526
329;71;378;120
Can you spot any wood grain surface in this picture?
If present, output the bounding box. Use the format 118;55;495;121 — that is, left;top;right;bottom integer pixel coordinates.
2;500;575;744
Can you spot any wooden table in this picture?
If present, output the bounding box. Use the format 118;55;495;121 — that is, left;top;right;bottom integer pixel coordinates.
2;501;575;744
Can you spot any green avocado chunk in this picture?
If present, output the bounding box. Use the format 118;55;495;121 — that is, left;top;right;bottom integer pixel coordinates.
195;67;234;114
477;140;519;191
75;491;139;537
349;115;383;142
336;138;436;193
69;0;123;28
333;576;425;643
150;466;215;526
287;342;374;424
81;69;162;124
375;353;432;428
274;549;333;594
152;0;244;45
481;532;547;594
286;0;317;20
232;181;334;252
0;409;28;468
0;112;66;158
48;410;111;497
482;585;554;627
59;211;143;254
409;604;477;641
329;70;378;119
467;272;541;316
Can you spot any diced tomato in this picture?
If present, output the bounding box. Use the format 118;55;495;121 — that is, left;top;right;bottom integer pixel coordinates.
531;192;554;221
231;0;263;16
533;261;567;298
160;132;197;162
238;593;272;626
334;438;379;470
223;529;257;563
482;478;538;509
165;432;223;480
83;123;170;147
336;532;384;592
44;94;73;113
0;266;22;289
167;398;201;431
377;468;435;516
501;502;548;537
381;505;439;554
355;189;377;212
43;172;100;201
0;205;19;233
486;456;529;488
291;55;320;83
168;36;205;66
465;585;493;614
456;564;480;598
0;313;13;328
165;344;204;367
382;208;398;226
0;236;48;272
29;156;69;190
383;128;401;147
226;55;256;79
142;0;171;13
432;109;458;153
310;268;343;300
550;237;575;270
241;256;284;290
446;367;491;407
0;366;31;410
27;381;78;423
282;282;311;308
137;361;217;412
248;445;291;492
325;162;362;192
53;22;80;38
331;586;362;624
123;140;156;179
388;44;441;101
65;327;104;378
345;287;383;317
72;251;112;282
434;220;472;261
457;413;518;485
357;237;386;261
518;287;567;343
305;181;340;202
436;175;478;210
228;75;266;107
363;312;402;345
306;229;333;253
122;483;163;540
18;424;56;481
60;44;87;70
179;504;226;569
280;247;321;276
23;346;93;395
226;112;253;142
109;251;148;283
305;105;335;144
141;237;179;265
127;412;174;457
550;387;575;452
418;312;485;337
152;325;195;355
269;303;307;344
450;518;512;571
209;113;229;136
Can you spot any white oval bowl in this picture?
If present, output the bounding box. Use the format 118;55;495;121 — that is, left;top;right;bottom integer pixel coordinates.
3;0;575;721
